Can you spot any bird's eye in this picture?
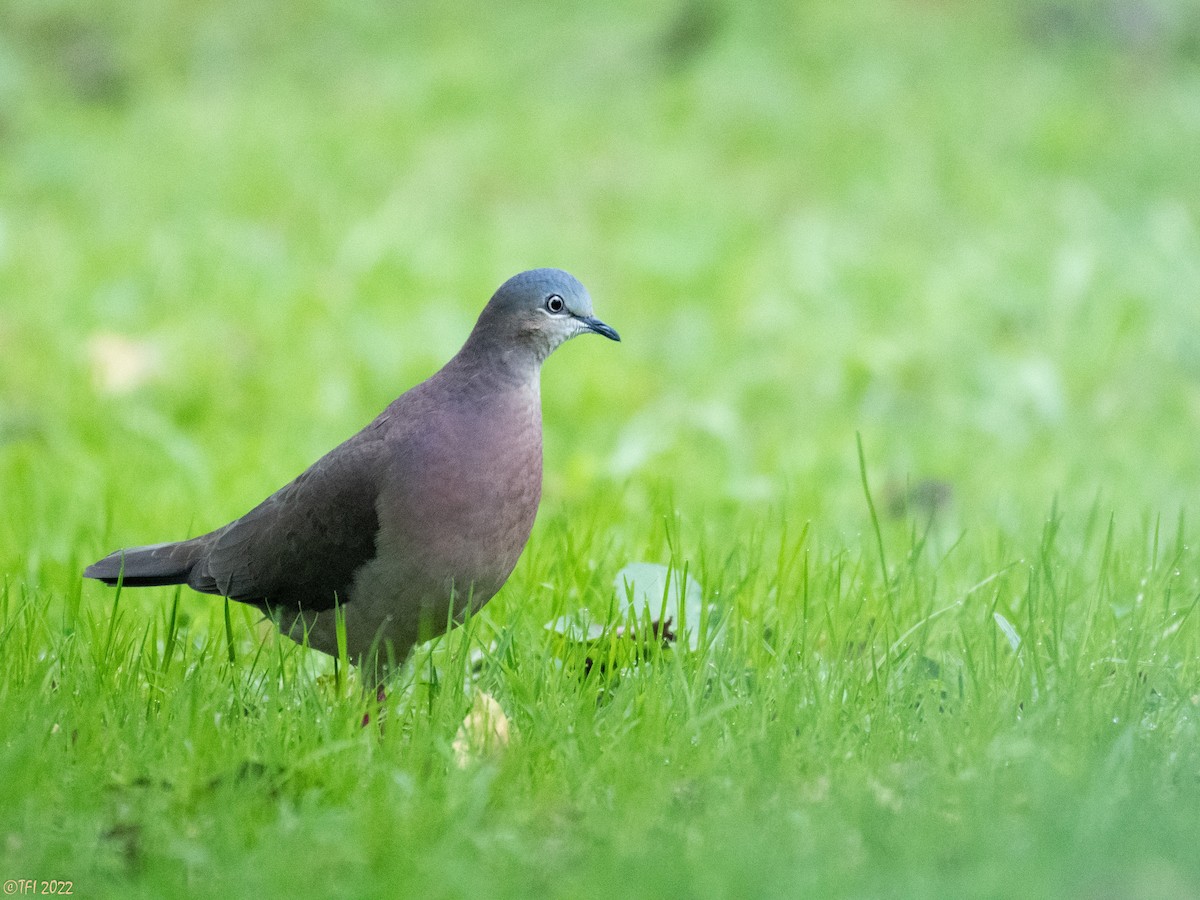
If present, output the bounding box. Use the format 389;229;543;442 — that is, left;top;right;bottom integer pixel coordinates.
546;294;565;314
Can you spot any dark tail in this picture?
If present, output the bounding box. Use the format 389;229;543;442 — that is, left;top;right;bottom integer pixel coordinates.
84;539;207;588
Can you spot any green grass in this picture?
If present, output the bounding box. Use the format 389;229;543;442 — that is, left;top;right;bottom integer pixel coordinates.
3;0;1200;895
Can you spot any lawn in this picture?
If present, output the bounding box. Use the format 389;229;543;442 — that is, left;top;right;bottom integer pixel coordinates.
2;0;1200;896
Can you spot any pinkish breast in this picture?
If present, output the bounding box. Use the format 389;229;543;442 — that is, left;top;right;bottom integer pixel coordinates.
375;386;543;609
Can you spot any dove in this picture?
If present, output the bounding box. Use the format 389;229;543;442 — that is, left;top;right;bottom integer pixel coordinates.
85;268;619;684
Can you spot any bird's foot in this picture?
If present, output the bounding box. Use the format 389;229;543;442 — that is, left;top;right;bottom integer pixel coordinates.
361;685;388;728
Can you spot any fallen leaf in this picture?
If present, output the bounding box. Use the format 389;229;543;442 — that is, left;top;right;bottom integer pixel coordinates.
87;331;163;395
614;562;713;650
452;692;512;768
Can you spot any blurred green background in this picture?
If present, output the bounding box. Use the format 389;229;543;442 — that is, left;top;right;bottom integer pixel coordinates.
4;1;1200;895
4;0;1200;570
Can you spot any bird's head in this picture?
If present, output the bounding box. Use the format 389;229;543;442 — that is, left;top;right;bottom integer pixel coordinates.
473;268;620;365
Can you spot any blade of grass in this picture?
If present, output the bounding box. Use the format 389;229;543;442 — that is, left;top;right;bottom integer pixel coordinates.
856;432;891;595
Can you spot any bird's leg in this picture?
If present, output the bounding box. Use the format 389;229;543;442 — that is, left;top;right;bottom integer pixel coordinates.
361;683;388;729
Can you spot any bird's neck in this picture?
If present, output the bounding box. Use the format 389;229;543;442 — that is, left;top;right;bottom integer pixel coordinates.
454;329;545;390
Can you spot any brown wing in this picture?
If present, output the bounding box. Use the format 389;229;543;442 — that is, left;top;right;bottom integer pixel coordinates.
188;432;386;614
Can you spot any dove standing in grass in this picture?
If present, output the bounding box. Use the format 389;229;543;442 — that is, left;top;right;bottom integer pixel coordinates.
85;269;619;683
